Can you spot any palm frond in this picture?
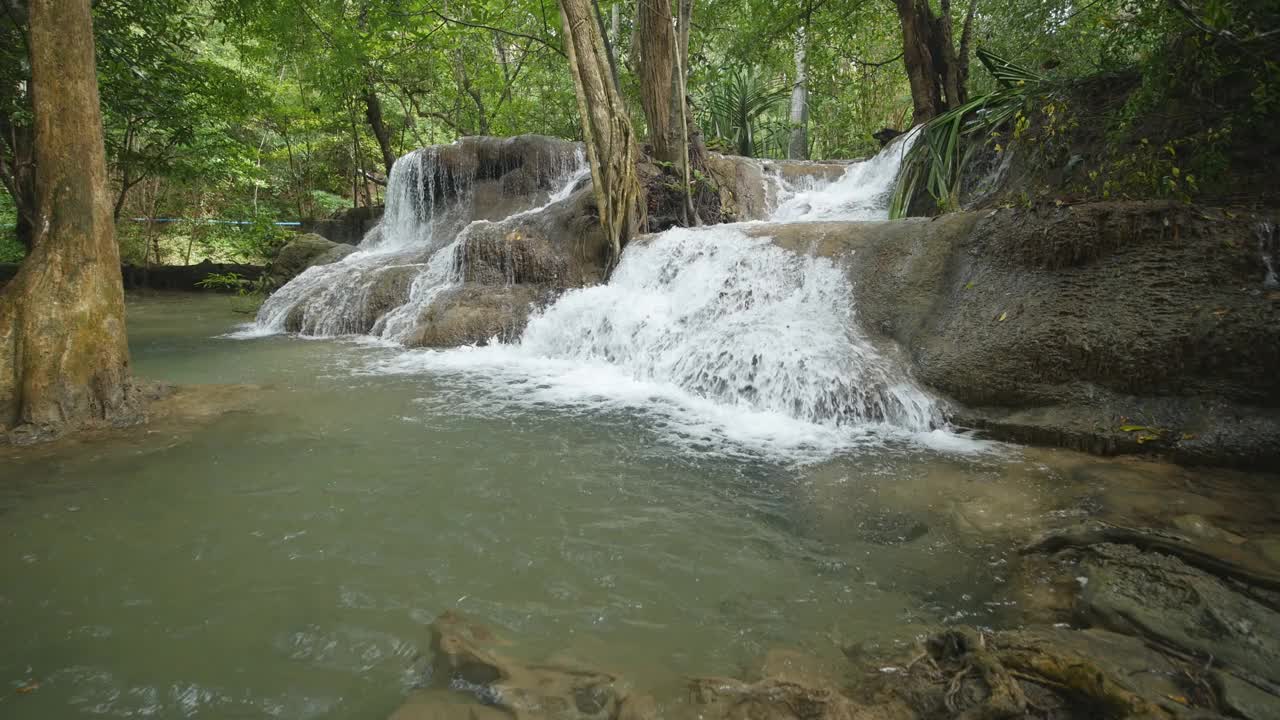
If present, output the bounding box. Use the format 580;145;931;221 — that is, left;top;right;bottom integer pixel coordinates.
700;67;791;158
890;50;1045;218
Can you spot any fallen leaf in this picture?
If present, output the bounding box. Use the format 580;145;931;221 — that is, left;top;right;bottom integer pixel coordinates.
16;681;39;695
1166;694;1189;706
1181;433;1197;440
997;311;1008;322
1213;308;1230;318
965;281;975;290
1119;424;1150;432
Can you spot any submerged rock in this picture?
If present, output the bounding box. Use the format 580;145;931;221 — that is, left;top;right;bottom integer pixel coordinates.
391;611;653;720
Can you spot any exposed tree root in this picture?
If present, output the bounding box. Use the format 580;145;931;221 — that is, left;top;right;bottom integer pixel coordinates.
1020;520;1280;591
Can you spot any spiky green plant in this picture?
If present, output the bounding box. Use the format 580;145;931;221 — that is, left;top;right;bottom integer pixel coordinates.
890;49;1046;218
700;67;791;158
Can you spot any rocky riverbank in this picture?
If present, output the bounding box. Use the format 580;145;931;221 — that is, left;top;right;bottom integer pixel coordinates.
389;454;1280;720
752;202;1280;469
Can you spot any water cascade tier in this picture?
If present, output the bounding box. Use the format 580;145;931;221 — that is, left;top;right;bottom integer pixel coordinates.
253;136;589;342
351;132;946;453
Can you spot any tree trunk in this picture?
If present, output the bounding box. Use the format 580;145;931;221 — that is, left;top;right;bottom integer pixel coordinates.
558;0;644;270
788;24;810;159
895;0;971;124
0;0;134;435
363;86;396;176
0;115;37;252
636;0;702;225
635;0;678;166
896;0;943;123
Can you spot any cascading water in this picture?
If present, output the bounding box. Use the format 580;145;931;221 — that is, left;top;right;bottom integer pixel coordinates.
514;228;937;430
1259;221;1279;290
769;128;919;222
370;130;966;458
244;138;586;341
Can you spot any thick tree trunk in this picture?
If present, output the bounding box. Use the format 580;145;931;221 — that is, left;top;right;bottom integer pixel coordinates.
636;0;702;225
895;0;972;123
0;0;134;435
788;24;810;159
558;0;644;269
636;0;678;166
363;86;396;176
896;0;944;123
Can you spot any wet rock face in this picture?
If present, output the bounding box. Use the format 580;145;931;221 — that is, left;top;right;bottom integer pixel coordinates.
705;154;851;222
303;205;384;246
267;233;356;289
412;135;584;220
402;284;550;348
753;202;1280;468
458;184;607;289
1079;542;1280;687
259;135;599;346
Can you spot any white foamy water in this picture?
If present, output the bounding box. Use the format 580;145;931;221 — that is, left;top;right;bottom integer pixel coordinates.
239;131;980;459
367;223;959;460
357;131;987;460
237;140;586;341
769;128;919;222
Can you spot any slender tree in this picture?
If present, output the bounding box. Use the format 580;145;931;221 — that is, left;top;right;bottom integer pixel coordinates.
787;22;810;159
558;0;645;269
0;0;134;436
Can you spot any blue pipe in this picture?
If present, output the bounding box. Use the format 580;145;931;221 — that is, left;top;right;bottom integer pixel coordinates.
127;218;303;226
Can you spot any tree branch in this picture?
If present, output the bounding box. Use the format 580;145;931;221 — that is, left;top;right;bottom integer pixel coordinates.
851;51;904;68
430;10;565;57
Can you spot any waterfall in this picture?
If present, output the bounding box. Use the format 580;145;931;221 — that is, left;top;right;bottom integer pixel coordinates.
769;128;919;222
370;131;965;457
514;227;938;430
1259;221;1278;290
245;139;586;341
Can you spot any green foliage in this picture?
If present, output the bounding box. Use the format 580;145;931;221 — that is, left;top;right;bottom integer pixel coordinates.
700;67;791;157
891;51;1045;217
196;271;254;292
0;193;20;263
2;0;1273;249
310;191;351;217
196;270;270;313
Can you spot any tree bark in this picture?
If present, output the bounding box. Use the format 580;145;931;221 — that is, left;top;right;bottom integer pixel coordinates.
895;0;973;123
788;23;810;159
636;0;702;224
635;0;678;166
896;0;943;123
0;0;134;435
0;113;37;251
558;0;644;270
363;86;396;176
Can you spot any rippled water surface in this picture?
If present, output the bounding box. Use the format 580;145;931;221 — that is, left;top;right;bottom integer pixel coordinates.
1;293;1206;719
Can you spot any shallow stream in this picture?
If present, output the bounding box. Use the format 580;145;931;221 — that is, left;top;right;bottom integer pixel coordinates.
2;294;1275;718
